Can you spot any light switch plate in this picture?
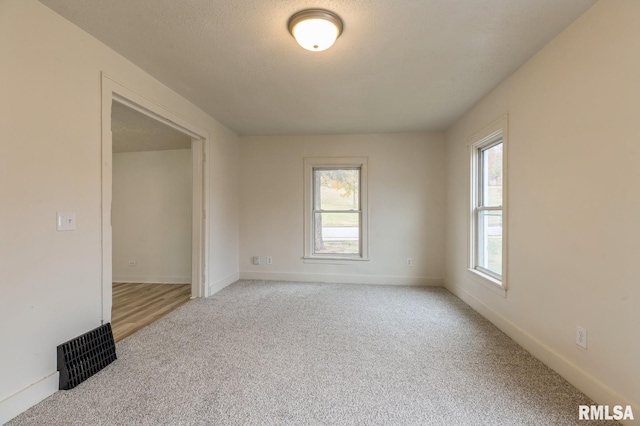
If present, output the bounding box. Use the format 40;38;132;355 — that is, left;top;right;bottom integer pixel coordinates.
57;212;76;231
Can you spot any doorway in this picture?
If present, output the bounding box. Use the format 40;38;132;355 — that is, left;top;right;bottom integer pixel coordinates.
110;101;193;340
101;74;208;327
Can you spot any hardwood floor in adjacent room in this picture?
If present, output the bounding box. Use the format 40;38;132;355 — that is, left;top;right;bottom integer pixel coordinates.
111;283;191;342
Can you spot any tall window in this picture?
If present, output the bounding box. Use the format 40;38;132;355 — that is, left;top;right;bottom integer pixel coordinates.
304;158;368;261
470;117;507;288
475;141;503;277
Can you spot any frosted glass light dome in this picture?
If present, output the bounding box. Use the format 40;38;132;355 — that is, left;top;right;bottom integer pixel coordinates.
288;9;343;52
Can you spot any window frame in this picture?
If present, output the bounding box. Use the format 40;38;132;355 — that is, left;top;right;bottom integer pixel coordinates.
303;157;369;263
468;116;508;295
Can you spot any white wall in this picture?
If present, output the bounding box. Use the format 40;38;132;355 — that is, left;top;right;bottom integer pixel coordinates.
112;150;192;284
444;0;639;418
0;0;239;422
240;133;446;286
208;127;241;294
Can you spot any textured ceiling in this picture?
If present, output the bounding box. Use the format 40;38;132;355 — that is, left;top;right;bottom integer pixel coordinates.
40;0;597;136
112;102;191;153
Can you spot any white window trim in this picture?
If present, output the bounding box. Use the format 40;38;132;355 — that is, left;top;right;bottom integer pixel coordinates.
303;157;369;262
468;116;508;296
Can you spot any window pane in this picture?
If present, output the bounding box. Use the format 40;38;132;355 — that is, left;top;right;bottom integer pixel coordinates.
314;212;359;255
477;210;502;276
314;169;359;211
481;143;502;207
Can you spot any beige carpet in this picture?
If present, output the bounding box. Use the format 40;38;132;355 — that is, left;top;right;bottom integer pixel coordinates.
8;280;617;425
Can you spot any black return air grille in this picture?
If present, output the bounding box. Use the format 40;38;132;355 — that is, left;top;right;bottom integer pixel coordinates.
56;323;117;390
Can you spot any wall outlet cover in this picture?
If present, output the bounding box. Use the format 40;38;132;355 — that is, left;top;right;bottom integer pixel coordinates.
576;326;587;349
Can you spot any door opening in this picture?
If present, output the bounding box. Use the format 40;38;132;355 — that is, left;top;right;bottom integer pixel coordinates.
110;102;194;340
101;74;208;326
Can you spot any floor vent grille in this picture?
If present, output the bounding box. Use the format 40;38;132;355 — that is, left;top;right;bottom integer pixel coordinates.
57;323;117;390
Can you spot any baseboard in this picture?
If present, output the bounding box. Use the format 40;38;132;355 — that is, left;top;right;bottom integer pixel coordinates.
0;372;58;424
112;276;190;284
209;272;240;296
445;282;639;426
239;270;443;287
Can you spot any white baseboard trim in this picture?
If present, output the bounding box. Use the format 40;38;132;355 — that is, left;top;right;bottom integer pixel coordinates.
209;272;240;296
112;276;190;284
446;282;639;426
0;372;58;424
239;270;443;287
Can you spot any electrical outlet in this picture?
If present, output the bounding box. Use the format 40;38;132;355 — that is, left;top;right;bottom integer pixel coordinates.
252;256;261;265
266;256;273;265
128;260;137;266
406;258;413;267
576;326;587;349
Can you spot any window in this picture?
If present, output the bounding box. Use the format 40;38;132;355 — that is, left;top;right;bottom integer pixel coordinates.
469;117;507;290
304;157;368;262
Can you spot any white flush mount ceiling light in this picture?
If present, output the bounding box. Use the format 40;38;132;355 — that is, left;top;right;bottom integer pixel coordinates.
288;9;343;52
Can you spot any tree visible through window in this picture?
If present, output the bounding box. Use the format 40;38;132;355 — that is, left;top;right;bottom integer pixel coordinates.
304;157;368;261
313;168;360;255
476;142;503;277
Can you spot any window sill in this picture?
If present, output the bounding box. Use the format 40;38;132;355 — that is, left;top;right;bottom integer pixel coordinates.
467;268;507;298
303;256;370;265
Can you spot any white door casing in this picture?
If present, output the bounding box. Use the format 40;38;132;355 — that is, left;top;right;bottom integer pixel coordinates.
101;73;210;322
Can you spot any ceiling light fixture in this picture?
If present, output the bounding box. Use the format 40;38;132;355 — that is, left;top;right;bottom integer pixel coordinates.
288;9;343;52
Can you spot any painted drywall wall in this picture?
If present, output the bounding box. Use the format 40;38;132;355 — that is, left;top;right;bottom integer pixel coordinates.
112;150;192;284
444;0;639;417
0;0;239;422
240;133;446;286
